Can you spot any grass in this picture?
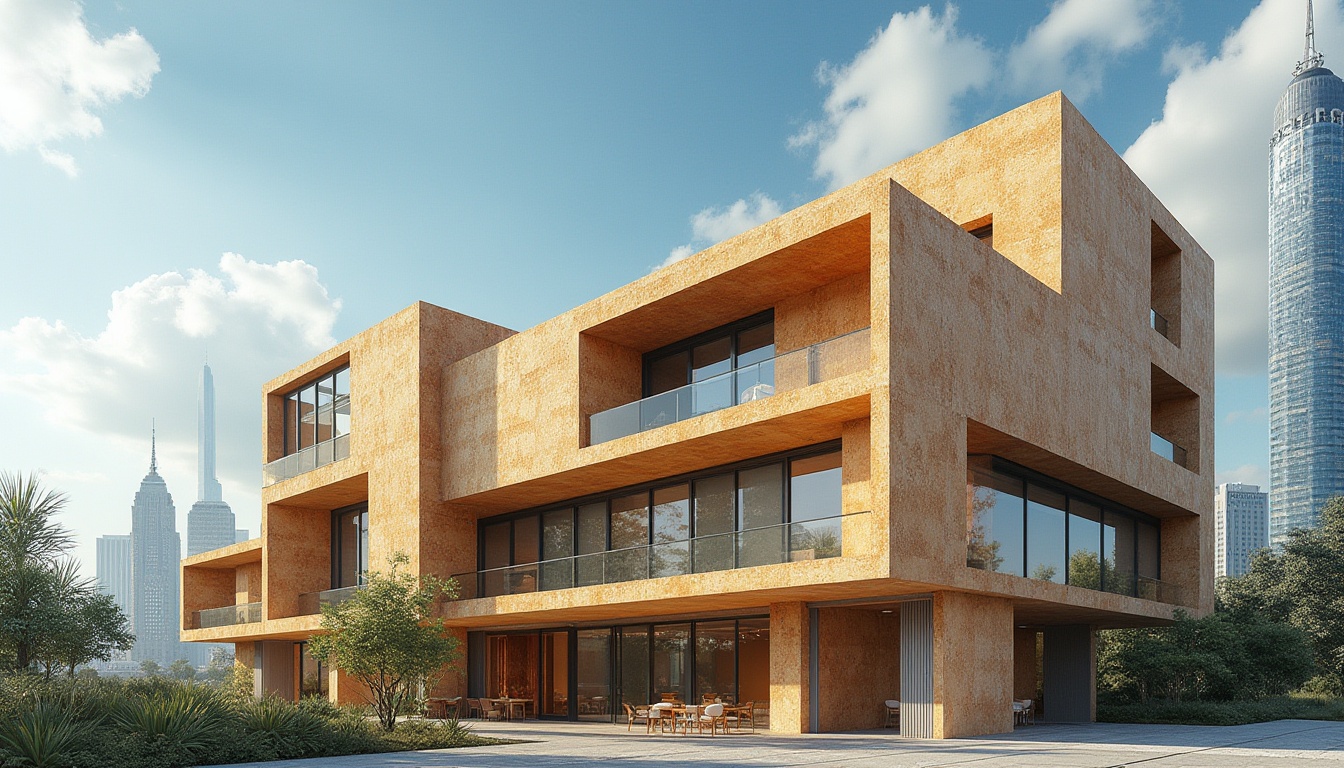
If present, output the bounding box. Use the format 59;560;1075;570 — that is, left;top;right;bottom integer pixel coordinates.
1098;694;1344;726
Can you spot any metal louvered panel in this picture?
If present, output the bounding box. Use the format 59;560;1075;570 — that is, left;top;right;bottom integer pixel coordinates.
900;599;934;738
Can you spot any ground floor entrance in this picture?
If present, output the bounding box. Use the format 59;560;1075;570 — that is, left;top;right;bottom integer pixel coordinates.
468;616;771;727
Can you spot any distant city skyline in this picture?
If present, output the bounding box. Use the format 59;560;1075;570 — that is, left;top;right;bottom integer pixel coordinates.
0;0;1331;575
187;362;237;556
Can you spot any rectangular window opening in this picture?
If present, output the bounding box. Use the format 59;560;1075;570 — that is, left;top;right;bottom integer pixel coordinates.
1150;222;1181;345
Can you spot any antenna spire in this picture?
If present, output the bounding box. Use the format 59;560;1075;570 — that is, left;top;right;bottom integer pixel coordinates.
1296;0;1326;75
150;419;157;473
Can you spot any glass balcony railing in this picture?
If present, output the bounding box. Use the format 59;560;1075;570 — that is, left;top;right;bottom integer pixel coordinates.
1150;432;1188;468
297;584;364;616
452;513;852;600
1150;308;1171;339
589;328;871;445
1137;576;1181;604
263;433;350;486
190;602;261;629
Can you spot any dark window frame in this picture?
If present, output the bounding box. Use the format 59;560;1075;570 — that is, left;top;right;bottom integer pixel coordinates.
641;310;774;398
283;363;351;456
330;501;369;589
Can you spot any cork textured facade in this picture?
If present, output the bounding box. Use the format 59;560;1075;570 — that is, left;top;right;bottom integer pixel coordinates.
181;93;1213;739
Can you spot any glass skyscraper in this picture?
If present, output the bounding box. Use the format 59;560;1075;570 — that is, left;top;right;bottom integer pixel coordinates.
1269;5;1344;545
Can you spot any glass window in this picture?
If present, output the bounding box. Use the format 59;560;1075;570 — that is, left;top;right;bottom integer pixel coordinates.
576;629;611;722
608;493;649;582
575;502;606;587
693;473;735;573
1103;510;1136;596
298;383;316;449
691;338;733;415
966;466;1024;575
513;514;539;565
540;509;573;591
281;365;350;456
1067;500;1102;589
652;624;691;703
482;521;510;571
647;352;688;397
738;463;784;567
298;641;328;699
618;626;650;715
789;451;842;522
333;367;350;437
736;619;770;715
651;485;690;578
735;323;775;367
335;506;369;588
695;620;737;704
284;394;298;454
316;373;334;443
1137;520;1160;581
1027;485;1066;583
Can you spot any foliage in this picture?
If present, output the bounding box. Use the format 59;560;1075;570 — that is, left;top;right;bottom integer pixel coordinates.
0;473;134;677
138;660;162;678
1098;610;1314;704
1099;694;1344;726
166;660;196;682
306;553;461;731
1220;495;1344;692
0;700;93;768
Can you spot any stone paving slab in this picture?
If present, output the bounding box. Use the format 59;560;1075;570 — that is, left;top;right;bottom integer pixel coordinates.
213;719;1344;768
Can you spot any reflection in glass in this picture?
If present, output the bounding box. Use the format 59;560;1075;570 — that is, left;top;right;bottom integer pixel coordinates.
737;619;770;726
619;626;650;714
1104;511;1136;596
647;352;688;396
333;367;350;436
737;464;784;568
1067;500;1102;589
693;474;734;572
576;629;611;721
608;493;649;582
966;465;1024;575
652;624;691;703
576;502;606;587
298;641;328;698
336;506;369;588
790;452;842;521
692;338;733;414
1027;485;1066;583
541;509;574;591
695;620;737;703
542;631;569;717
651;485;690;577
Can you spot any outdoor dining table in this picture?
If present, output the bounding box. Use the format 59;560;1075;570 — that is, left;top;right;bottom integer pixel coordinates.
492;697;531;720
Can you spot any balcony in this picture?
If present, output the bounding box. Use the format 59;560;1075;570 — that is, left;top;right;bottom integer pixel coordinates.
1150;431;1188;468
191;602;261;629
263;433;350;487
454;513;852;600
1137;576;1181;604
297;584;364;616
589;328;870;445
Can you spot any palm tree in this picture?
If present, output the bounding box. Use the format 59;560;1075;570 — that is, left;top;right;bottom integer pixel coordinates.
0;472;76;670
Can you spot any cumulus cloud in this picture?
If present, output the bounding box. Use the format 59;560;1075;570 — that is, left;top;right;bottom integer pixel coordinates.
789;5;994;190
1122;0;1325;376
0;254;341;510
1007;0;1158;100
660;192;784;268
0;0;159;175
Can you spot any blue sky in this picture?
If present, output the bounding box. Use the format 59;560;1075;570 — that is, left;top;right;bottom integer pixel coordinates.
0;0;1320;574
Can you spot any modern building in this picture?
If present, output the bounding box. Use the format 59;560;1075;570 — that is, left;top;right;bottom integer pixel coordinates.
132;429;185;665
1269;2;1344;545
1213;483;1268;578
95;534;132;622
236;528;250;543
182;93;1213;739
187;363;237;556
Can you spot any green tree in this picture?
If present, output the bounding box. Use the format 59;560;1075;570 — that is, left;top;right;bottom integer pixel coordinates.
140;659;163;677
32;561;133;678
307;553;460;731
1220;494;1344;692
0;472;74;671
169;659;198;681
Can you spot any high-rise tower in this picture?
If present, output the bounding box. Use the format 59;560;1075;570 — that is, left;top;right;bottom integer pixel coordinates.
186;363;236;555
130;426;184;664
1269;0;1344;545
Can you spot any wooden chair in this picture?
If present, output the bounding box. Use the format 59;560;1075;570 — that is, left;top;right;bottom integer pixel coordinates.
648;702;675;734
730;701;755;732
660;692;681;704
696;703;727;735
884;699;900;729
701;692;719;705
623;702;651;732
481;699;504;721
465;698;482;719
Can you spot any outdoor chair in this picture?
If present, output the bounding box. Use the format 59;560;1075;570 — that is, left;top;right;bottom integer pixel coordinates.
701;692;719;704
725;701;755;732
884;699;900;729
481;700;504;721
623;702;651;732
1013;698;1035;725
648;702;675;734
696;703;727;735
465;698;482;719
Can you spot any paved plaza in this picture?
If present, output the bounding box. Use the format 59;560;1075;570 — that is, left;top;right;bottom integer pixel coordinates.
217;718;1344;767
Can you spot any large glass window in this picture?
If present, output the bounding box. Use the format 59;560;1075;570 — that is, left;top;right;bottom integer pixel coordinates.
966;456;1164;600
576;629;611;722
475;445;842;596
966;463;1024;575
652;624;691;703
643;313;775;400
618;626;650;715
334;504;368;589
694;620;737;703
283;364;350;455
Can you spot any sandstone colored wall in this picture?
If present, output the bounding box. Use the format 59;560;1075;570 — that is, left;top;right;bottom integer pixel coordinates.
932;591;1014;738
816;607;899;731
769;602;809;734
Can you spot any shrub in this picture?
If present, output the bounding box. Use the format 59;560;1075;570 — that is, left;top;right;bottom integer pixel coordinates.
0;700;92;768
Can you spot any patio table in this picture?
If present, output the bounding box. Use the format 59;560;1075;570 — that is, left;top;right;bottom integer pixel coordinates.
492;697;531;720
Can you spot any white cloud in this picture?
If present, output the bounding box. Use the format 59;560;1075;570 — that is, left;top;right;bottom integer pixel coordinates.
0;254;341;538
1216;464;1270;489
789;5;994;190
1122;0;1328;376
0;0;159;175
1007;0;1158;100
1225;406;1269;426
660;192;784;269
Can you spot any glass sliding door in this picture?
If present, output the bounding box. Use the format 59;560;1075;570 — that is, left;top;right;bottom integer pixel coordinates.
693;474;735;572
618;626;650;714
541;631;569;718
694;620;736;703
651;484;690;577
607;493;649;583
737;463;785;568
652;623;691;703
486;634;538;710
576;629;612;721
737;619;770;727
334;504;369;588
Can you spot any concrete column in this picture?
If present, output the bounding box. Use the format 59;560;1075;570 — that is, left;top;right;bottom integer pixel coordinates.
769;601;810;734
1042;625;1096;722
932;591;1014;738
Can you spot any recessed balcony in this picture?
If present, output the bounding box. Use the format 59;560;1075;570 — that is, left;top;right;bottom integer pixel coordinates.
263;433;350;486
297;584;364;615
589;328;870;445
1150;431;1188;468
190;602;261;629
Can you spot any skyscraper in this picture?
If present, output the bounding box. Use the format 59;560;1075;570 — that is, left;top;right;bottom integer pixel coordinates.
130;428;184;664
95;534;132;621
186;363;236;556
1214;483;1269;578
1269;0;1344;545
